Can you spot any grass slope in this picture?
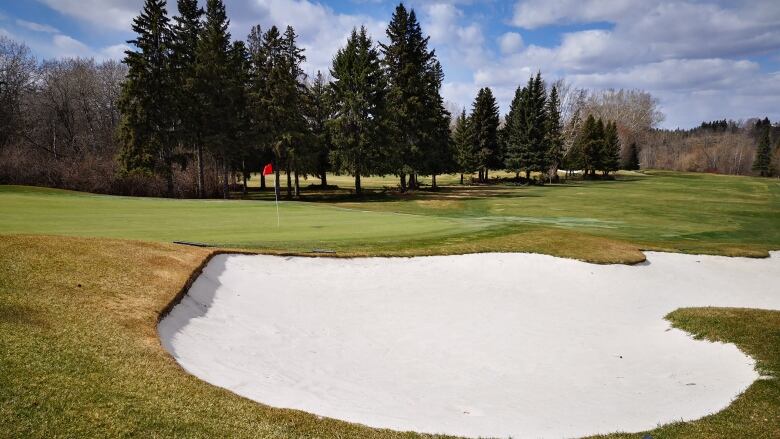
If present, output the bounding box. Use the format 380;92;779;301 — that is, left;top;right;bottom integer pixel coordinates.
1;235;778;438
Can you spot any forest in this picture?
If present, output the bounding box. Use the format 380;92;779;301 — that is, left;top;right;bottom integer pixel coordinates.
1;0;777;199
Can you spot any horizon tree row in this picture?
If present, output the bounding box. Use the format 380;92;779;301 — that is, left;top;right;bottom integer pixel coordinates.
119;0;453;198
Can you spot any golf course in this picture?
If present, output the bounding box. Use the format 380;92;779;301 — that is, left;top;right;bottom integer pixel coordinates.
2;170;780;438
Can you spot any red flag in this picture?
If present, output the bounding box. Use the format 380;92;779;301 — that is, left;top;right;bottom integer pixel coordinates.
262;163;273;176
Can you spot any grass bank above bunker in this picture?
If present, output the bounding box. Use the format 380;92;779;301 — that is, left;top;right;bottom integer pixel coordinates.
1;235;779;438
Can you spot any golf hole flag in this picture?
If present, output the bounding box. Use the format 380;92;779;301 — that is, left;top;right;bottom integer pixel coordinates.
263;163;273;175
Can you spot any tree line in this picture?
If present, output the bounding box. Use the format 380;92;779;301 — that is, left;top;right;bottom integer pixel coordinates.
6;1;773;198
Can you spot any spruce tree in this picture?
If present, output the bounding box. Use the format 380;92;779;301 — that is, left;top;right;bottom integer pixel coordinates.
453;109;476;184
503;84;529;177
381;3;439;191
306;71;334;187
280;25;309;198
419;60;453;189
118;0;176;195
753;127;772;176
329;27;390;195
170;0;204;196
544;85;563;180
579;115;598;177
525;72;548;176
625;142;641;170
591;118;605;176
602;120;620;175
470;87;500;183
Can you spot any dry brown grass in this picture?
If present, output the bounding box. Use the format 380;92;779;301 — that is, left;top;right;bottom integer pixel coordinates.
2;234;777;439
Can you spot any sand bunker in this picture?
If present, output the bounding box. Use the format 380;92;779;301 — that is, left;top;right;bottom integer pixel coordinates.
159;251;780;438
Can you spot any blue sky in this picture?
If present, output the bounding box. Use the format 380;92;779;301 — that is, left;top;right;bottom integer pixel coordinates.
1;0;779;128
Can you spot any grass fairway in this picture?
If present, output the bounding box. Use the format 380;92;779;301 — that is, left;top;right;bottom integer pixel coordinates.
1;170;779;262
1;235;778;438
1;171;779;437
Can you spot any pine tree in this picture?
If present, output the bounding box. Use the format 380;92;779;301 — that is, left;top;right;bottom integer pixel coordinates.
170;0;204;196
381;3;438;191
624;142;640;170
503;84;529;177
306;71;334;187
329;27;391;195
579;115;598;177
194;0;234;198
544;85;563;180
470;87;499;182
602;120;620;175
591;118;605;176
227;40;252;194
525;72;548;176
280;25;310;198
246;24;275;191
118;0;176;195
753;127;773;177
453;109;475;184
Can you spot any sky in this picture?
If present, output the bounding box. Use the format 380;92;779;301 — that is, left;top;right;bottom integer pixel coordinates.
1;0;779;128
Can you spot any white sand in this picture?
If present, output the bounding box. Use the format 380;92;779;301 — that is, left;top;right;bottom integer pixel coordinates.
159;251;780;438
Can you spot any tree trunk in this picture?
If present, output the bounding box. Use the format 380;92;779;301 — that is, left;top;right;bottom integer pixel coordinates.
525;170;530;180
294;170;300;198
242;162;248;196
222;157;229;200
195;142;204;198
432;174;437;189
260;173;266;190
484;168;489;181
460;173;464;184
408;173;415;191
478;169;483;182
285;163;292;199
355;172;362;195
321;172;327;187
400;173;407;192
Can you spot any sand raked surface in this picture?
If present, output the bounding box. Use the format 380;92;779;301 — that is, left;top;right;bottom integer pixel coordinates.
159;251;780;438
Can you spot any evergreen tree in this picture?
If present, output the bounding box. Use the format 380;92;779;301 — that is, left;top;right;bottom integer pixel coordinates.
329;27;391;195
246;24;274;191
118;0;177;195
753;127;773;177
503;84;529;177
624;142;641;170
524;72;548;176
544;85;563;180
227;40;253;194
602;120;620;175
470;87;499;182
170;0;204;196
381;3;439;191
453;109;476;184
194;0;234;198
591;118;605;176
419;60;453;189
280;25;310;198
306;71;334;187
579;115;598;176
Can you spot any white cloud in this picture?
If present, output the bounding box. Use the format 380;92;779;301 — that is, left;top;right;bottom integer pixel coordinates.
498;32;523;55
51;34;93;58
512;0;639;29
37;0;141;30
16;19;59;33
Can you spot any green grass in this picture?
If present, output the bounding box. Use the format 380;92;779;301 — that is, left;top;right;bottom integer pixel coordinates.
2;170;779;261
1;171;779;438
